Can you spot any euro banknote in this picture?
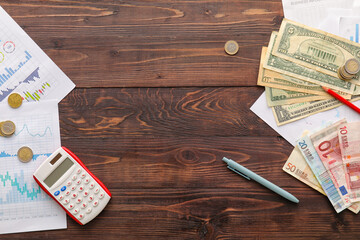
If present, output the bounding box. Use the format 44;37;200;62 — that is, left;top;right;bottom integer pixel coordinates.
297;135;351;213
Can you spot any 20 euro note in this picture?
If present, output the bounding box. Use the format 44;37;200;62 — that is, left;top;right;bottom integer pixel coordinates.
338;122;360;202
297;135;350;213
283;147;360;214
310;119;352;206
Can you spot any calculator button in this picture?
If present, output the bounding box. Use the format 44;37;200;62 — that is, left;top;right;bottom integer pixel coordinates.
88;196;94;202
73;209;79;215
89;183;95;189
71;193;78;199
76;179;82;185
84;178;90;184
80;173;86;179
76;198;82;204
65;190;71;196
71;186;77;191
78;186;84;192
94;188;100;194
67;181;72;186
54;191;60;196
58;195;64;201
76;168;82;174
68;204;75;210
93;200;99;207
72;175;77;181
99;193;105;199
77;214;84;220
61;186;66;191
81;202;88;209
83;191;89;197
63;199;70;205
86;208;92;214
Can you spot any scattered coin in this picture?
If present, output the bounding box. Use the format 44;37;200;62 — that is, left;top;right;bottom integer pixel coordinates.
0;120;15;136
224;40;239;55
0;122;4;137
344;58;360;75
8;93;23;109
338;67;353;80
17;146;33;163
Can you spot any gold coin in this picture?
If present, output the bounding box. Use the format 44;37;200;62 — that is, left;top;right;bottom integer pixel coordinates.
224;40;239;55
17;146;33;163
1;120;15;136
0;122;5;136
7;93;23;109
338;67;353;80
345;58;360;75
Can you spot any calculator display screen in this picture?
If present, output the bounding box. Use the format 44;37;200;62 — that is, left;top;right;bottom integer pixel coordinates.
44;158;74;187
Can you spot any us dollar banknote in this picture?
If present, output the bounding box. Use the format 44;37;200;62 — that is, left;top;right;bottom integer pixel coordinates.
265;87;329;107
264;32;355;94
272;95;360;126
273;18;360;83
258;47;341;97
283;146;360;214
297;134;351;213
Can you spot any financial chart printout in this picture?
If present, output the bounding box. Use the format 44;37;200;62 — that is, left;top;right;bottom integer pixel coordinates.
0;6;75;103
0;101;66;234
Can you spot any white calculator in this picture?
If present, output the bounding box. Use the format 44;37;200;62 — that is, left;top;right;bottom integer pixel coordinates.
33;147;112;225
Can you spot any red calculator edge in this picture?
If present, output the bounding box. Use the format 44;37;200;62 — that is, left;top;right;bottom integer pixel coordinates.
33;146;112;225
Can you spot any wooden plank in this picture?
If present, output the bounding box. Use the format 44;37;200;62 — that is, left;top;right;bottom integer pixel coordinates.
1;1;283;87
59;87;276;138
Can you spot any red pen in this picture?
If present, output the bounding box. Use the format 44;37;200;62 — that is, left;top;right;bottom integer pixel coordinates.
322;86;360;114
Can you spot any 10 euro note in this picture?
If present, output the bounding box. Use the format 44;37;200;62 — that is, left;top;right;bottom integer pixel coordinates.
283;147;360;214
338;122;360;202
310;119;352;206
297;135;350;213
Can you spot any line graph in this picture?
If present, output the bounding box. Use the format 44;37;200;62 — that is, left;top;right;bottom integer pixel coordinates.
15;124;52;137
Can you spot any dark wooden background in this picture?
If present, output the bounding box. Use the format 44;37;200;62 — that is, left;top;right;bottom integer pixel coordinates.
3;0;360;239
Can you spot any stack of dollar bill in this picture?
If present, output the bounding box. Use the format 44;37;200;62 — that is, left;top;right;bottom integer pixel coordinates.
257;19;360;126
283;119;360;214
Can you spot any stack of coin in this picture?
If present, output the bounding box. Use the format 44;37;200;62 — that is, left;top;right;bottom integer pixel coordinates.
0;120;15;137
338;58;360;80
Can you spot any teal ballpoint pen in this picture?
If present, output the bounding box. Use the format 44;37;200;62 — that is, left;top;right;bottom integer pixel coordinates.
222;157;299;203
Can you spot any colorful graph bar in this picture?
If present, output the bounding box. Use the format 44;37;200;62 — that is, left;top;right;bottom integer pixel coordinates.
0;51;32;86
0;171;46;203
350;24;360;43
23;82;51;102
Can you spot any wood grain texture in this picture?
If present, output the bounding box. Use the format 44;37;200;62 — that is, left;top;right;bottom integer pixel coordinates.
3;0;360;239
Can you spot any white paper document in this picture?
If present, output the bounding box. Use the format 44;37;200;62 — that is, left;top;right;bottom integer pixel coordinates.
0;101;66;234
282;0;356;29
339;17;360;43
0;6;75;103
250;92;360;146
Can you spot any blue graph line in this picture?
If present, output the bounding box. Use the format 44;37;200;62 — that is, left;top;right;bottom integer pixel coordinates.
0;51;32;87
15;124;52;137
0;151;51;161
0;67;40;101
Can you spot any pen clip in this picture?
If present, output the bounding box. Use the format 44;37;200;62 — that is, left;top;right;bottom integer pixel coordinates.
227;166;251;180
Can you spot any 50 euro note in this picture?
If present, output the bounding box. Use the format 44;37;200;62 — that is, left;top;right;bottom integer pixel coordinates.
283;146;360;214
264;31;355;94
338;122;360;202
272;18;360;85
310;119;352;206
296;134;351;213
